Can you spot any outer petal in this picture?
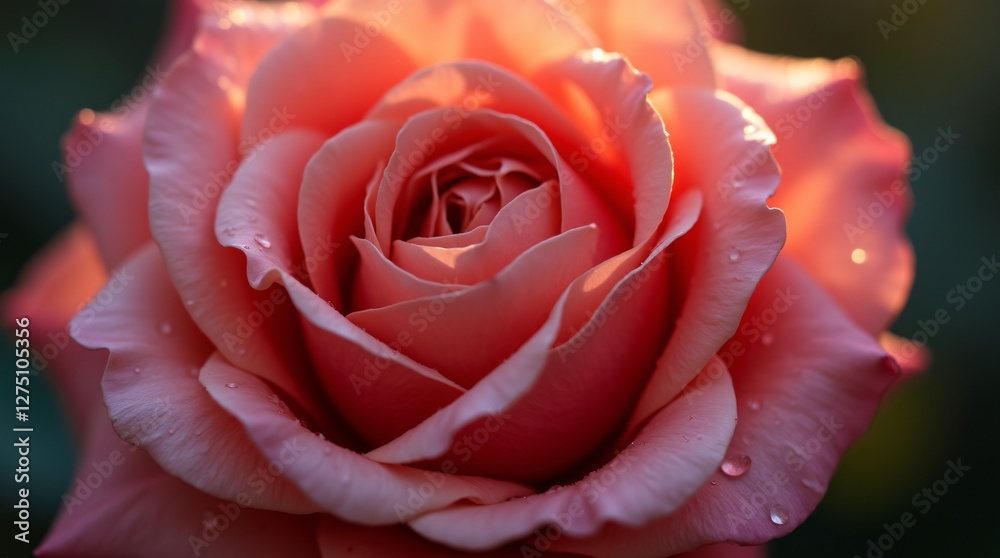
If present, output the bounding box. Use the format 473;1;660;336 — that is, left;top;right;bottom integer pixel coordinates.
551;257;899;557
567;0;716;87
677;543;768;558
627;88;786;431
406;363;736;552
71;243;316;513
200;354;534;524
37;409;319;558
712;44;914;334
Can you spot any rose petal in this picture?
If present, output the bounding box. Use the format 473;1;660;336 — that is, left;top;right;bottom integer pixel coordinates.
367;191;702;482
406;362;736;552
349;224;599;389
627;88;786;432
551;257;899;557
200;353;534;524
712;44;914;335
71;244;316;513
569;0;716;88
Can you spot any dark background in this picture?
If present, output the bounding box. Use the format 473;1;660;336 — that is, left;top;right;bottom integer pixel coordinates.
0;0;997;556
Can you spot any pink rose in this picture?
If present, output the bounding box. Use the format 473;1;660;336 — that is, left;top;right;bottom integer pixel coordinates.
5;0;920;556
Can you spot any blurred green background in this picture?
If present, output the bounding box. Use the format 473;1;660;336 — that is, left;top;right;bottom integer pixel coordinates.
0;0;996;556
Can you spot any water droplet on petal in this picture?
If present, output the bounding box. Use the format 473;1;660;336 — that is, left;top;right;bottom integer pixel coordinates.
711;481;718;486
168;429;176;435
159;322;173;335
133;367;141;375
761;333;774;346
224;226;236;237
729;249;741;262
721;454;752;477
744;124;758;135
254;233;272;249
682;435;690;443
748;398;761;411
225;382;239;389
185;299;196;306
770;504;789;525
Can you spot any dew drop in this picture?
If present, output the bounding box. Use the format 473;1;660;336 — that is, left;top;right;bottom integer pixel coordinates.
254;233;272;249
747;398;761;411
710;481;717;486
168;428;176;435
159;322;173;335
729;249;741;262
185;299;196;307
225;382;240;389
224;226;236;237
133;367;141;375
720;454;752;477
769;504;789;525
744;124;758;135
682;435;690;443
761;333;774;346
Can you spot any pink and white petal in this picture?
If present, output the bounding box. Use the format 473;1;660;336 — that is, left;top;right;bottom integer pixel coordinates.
298;120;400;306
146;46;320;423
879;332;930;378
627;88;786;432
712;44;914;335
317;518;591;557
1;224;108;437
551;257;899;557
406;363;736;552
368;192;701;482
326;0;594;74
37;409;319;558
71;244;316;513
201;354;534;524
568;0;717;88
349;225;599;388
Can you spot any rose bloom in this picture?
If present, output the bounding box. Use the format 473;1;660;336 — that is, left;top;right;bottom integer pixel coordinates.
4;0;923;556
